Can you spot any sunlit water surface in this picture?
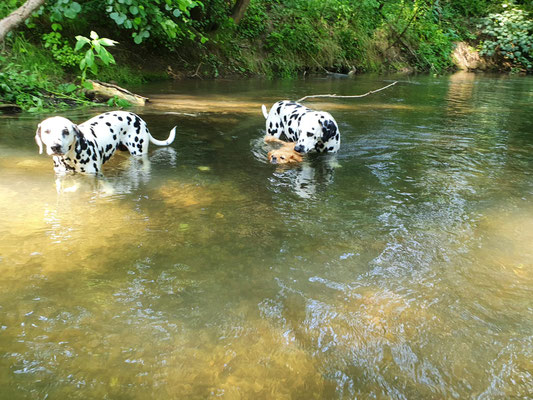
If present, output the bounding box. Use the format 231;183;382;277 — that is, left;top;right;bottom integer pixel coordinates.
1;73;532;399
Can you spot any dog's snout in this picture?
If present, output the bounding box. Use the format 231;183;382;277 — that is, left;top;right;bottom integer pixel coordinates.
51;144;62;154
294;145;305;153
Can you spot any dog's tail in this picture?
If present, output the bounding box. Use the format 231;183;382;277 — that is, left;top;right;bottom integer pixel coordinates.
261;104;269;119
149;126;176;146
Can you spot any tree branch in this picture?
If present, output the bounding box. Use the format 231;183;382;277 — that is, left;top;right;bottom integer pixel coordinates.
297;81;398;103
0;0;45;43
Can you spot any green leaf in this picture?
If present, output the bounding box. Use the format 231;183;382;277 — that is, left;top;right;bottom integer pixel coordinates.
90;31;99;40
173;9;181;17
116;98;132;107
85;49;95;68
98;48;111;65
64;83;78;93
70;2;82;13
99;38;118;47
51;23;62;32
83;81;93;90
129;5;139;15
75;36;90;51
64;9;77;19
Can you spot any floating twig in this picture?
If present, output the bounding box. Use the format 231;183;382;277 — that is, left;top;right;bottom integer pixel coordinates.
297;81;398;103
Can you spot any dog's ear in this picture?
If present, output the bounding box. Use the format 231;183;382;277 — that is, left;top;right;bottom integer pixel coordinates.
320;119;337;143
73;124;83;139
35;124;43;154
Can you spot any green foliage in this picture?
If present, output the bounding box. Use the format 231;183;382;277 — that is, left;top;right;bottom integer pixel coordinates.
41;24;83;68
479;4;533;71
0;41;88;113
236;0;267;39
0;0;25;19
104;0;204;44
75;31;118;86
107;95;132;108
0;58;47;111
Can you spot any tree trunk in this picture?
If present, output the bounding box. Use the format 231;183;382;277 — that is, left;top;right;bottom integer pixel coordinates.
231;0;250;24
0;0;45;43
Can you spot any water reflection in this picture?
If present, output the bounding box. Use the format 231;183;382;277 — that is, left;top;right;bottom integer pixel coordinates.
1;74;533;398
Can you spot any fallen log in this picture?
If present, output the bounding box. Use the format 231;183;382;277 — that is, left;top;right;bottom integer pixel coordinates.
85;79;149;106
0;103;22;113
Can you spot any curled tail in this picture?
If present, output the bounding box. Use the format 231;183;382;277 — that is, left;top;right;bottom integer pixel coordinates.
261;104;269;119
149;126;176;146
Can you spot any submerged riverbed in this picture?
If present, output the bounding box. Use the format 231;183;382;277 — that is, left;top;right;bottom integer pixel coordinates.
1;73;532;398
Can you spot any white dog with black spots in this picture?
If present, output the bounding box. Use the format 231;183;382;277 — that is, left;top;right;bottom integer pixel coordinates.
35;111;176;174
262;100;340;154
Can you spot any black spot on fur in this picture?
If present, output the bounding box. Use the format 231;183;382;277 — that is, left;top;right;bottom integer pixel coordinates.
133;116;141;133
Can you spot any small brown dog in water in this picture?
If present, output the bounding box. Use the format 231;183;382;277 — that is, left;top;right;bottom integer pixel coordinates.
264;135;303;164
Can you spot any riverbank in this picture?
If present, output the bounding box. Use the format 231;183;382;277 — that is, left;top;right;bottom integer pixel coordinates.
0;0;531;112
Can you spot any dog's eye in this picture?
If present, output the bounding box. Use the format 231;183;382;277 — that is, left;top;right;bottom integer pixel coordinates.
307;132;313;137
62;128;69;137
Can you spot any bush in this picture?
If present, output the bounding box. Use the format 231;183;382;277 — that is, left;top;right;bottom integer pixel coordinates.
479;4;533;71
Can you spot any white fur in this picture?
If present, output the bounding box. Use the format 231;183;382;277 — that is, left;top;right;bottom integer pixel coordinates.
261;100;340;154
36;111;176;174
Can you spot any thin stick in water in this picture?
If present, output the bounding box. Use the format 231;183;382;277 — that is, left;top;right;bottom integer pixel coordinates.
297;81;398;103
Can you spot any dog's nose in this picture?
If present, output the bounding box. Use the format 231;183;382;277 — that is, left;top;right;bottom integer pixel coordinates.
294;145;305;153
51;144;62;154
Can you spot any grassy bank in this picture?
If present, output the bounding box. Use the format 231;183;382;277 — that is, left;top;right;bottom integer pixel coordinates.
0;0;532;111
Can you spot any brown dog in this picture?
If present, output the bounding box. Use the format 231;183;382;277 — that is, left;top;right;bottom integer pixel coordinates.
264;135;303;164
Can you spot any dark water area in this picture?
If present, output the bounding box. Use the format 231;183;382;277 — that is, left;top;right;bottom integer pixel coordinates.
0;72;532;398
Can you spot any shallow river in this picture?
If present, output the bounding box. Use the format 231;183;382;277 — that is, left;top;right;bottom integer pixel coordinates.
1;73;532;399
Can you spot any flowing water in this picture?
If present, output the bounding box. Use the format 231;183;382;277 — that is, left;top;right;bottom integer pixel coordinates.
0;73;532;399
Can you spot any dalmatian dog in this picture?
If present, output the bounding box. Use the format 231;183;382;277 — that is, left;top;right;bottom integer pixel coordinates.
261;100;340;154
35;111;176;174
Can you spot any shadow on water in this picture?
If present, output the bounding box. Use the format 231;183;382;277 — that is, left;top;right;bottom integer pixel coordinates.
0;73;533;398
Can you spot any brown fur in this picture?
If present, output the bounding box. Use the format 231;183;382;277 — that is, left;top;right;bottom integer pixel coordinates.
264;135;303;164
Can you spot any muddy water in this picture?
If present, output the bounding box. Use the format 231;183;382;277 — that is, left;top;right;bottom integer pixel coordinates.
0;73;532;398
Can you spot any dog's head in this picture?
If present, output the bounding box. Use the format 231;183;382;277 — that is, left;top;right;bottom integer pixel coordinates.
268;146;303;164
294;112;339;154
35;116;81;156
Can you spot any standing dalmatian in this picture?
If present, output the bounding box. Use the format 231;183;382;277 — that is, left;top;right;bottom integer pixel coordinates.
35;111;176;174
262;100;340;154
